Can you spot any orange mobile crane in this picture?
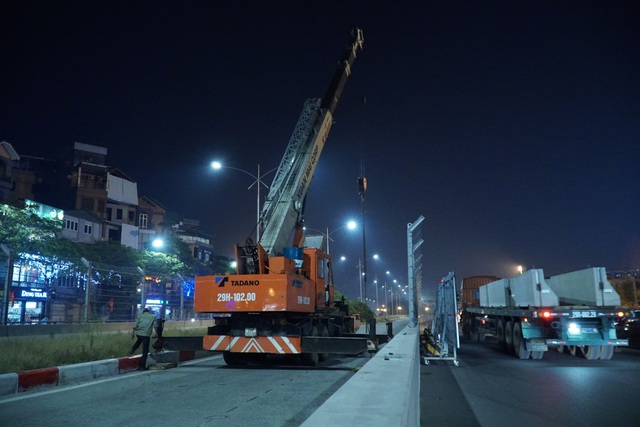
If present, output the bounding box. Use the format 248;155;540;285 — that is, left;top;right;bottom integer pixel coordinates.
193;28;368;366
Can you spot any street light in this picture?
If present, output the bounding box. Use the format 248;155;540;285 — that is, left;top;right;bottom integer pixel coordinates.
304;220;356;255
211;161;277;242
151;238;164;250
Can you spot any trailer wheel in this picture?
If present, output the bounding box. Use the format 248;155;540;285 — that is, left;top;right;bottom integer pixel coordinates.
599;345;614;360
513;322;531;360
463;318;472;340
496;320;506;352
569;346;578;357
301;326;319;366
469;325;478;342
505;321;515;355
582;345;601;360
556;345;565;354
530;351;544;360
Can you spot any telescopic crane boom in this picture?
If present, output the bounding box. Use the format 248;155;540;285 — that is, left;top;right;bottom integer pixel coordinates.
257;28;364;258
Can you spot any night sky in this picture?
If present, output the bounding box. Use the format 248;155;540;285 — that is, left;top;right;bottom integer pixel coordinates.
2;1;639;301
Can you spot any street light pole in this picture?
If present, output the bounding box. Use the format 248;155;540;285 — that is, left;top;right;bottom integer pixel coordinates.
256;164;262;242
1;244;13;325
211;161;276;243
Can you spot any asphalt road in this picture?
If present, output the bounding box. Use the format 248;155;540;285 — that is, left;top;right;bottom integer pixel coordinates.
0;352;374;427
420;337;640;427
0;319;408;427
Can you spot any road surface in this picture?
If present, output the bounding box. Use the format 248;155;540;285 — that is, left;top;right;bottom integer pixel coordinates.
421;337;640;426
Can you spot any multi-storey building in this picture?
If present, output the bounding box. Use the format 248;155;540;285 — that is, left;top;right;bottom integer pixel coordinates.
1;141;215;323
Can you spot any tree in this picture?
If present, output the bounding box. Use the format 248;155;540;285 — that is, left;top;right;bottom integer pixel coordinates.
0;203;63;256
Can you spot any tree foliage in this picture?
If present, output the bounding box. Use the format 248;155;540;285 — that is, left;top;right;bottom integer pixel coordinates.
1;204;189;278
0;203;63;256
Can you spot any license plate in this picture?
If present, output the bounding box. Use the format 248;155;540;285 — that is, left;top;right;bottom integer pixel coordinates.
245;327;257;337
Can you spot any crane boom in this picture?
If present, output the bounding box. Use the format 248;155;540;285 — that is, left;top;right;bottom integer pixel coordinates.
259;28;364;256
192;29;370;365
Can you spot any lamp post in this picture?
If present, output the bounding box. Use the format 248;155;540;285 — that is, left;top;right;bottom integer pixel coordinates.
211;161;277;242
304;221;356;255
1;244;13;325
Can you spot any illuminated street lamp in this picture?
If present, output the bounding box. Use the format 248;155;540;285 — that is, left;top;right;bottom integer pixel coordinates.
151;238;164;250
211;161;276;242
517;265;524;275
304;220;356;255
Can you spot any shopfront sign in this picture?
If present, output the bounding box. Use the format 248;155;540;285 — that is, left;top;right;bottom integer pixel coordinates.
19;288;48;299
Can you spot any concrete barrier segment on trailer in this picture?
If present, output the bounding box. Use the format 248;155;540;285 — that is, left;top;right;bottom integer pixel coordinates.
302;325;421;427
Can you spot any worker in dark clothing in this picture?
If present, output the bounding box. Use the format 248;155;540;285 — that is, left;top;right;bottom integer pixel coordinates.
130;308;156;370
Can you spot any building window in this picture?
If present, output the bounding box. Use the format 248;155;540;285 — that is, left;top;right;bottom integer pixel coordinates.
97;200;105;217
139;214;148;229
65;219;78;231
80;197;93;211
84;224;92;235
116;208;123;220
106;207;112;221
128;210;134;222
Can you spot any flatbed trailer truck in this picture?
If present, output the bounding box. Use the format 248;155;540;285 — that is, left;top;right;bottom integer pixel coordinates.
461;267;628;360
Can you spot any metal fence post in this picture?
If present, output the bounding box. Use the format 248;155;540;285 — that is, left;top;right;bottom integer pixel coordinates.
80;257;91;323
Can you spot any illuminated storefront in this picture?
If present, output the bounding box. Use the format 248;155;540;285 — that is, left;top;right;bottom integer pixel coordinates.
7;287;48;323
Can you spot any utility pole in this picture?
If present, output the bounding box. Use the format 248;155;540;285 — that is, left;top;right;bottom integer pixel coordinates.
358;172;375;341
1;244;13;325
137;267;145;313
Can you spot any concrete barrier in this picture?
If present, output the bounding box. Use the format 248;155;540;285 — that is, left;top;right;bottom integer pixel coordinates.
58;359;119;386
18;367;59;392
118;355;142;373
0;373;18;396
0;350;213;397
301;325;421;427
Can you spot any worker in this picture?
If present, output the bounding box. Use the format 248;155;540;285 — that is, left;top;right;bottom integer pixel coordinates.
130;308;156;371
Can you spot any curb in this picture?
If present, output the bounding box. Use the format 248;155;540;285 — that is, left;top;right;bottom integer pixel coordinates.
0;351;211;397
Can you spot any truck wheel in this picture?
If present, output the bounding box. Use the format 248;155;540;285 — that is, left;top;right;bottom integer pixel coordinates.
468;318;479;341
530;351;544;360
569;346;578;357
513;322;531;360
556;345;565;354
462;319;471;340
582;345;601;360
599;345;614;360
223;352;248;366
302;326;319;366
496;320;506;352
318;324;330;362
505;321;515;355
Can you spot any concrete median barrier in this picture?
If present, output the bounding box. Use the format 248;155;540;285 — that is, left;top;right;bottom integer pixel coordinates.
58;359;119;386
18;367;59;392
0;373;18;396
302;325;421;427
